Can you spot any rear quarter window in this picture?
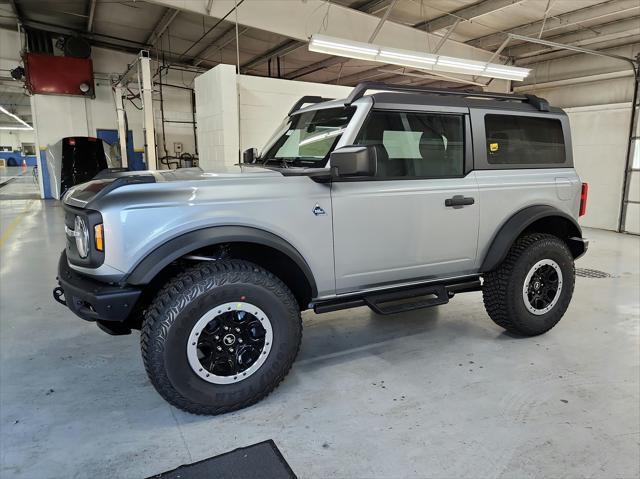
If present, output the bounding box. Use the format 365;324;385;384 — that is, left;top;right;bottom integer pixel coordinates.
485;114;566;165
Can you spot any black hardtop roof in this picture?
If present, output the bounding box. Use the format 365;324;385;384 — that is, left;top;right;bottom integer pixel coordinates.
347;81;552;112
368;91;565;115
291;81;564;116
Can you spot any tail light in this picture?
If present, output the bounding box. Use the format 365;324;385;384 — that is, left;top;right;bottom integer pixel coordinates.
579;182;588;217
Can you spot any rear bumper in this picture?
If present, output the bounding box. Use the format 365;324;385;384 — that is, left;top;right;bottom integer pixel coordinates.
54;251;141;333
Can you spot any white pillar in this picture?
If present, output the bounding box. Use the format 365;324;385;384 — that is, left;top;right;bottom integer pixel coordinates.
113;86;129;168
194;64;239;171
139;52;157;170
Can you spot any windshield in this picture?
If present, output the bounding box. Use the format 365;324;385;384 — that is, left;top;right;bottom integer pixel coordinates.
261;106;355;167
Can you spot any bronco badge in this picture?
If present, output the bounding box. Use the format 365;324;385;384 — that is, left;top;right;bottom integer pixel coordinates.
313;203;326;216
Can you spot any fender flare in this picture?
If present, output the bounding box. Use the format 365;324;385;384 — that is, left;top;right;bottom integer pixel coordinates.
125;225;318;297
480;205;583;272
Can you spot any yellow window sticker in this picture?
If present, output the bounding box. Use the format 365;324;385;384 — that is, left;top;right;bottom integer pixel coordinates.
489;142;499;152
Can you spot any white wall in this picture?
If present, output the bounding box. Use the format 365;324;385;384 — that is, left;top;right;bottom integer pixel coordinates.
519;44;639;234
153;82;198;161
194;64;239;172
564;104;632;231
518;44;639;108
195;64;353;171
89;47;199;161
0;129;34;151
2;26;200;183
238;75;352;152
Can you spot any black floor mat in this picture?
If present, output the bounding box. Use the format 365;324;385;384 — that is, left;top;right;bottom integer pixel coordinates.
148;440;297;479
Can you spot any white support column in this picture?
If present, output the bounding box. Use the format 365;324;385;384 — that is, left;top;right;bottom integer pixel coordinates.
139;51;157;170
30;95;46;199
113;86;129;168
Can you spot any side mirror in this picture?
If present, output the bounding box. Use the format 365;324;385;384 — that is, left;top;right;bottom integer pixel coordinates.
329;145;383;178
242;147;258;163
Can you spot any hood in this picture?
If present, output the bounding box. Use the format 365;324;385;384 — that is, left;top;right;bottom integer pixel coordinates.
63;165;280;208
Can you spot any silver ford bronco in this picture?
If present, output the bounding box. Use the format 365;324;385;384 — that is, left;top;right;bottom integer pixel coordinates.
54;82;588;415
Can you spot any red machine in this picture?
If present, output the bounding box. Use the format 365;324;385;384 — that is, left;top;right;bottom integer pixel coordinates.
24;53;95;98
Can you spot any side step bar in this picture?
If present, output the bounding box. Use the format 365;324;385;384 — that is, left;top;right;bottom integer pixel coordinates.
365;284;448;315
314;278;482;315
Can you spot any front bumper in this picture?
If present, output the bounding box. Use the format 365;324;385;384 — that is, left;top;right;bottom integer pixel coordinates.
568;236;589;260
54;251;141;334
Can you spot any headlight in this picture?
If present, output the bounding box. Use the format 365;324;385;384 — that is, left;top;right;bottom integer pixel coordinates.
74;216;90;258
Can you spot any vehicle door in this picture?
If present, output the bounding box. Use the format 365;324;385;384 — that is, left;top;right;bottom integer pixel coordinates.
330;106;479;294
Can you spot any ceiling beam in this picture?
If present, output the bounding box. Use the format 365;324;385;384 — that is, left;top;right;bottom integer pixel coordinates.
516;34;640;66
8;0;23;22
507;16;640;58
241;39;303;72
513;70;634;92
145;7;180;46
286;57;348;80
334;68;396;85
192;25;249;66
86;0;96;32
146;0;503;88
16;19;152;50
283;0;426;80
335;63;483;87
415;0;524;33
286;0;517;82
236;0;400;74
469;0;640;51
377;68;487;86
356;0;396;15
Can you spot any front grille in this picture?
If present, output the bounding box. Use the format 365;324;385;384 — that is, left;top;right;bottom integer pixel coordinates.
62;203;104;268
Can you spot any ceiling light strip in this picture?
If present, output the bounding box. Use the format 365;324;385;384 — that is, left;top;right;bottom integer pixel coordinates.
308;34;530;81
0;105;33;130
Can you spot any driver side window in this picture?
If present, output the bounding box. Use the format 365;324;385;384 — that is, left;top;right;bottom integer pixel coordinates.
355;110;465;179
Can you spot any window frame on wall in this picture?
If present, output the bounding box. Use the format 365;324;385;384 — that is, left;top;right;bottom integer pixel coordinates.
470;108;574;170
347;106;473;181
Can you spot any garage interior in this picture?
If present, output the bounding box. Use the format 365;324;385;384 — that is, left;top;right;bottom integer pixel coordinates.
0;1;639;478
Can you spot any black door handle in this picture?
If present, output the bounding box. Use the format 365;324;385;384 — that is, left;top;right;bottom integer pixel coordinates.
445;195;475;208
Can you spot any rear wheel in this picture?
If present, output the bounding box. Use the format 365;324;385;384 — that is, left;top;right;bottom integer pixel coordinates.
141;260;302;415
482;233;575;336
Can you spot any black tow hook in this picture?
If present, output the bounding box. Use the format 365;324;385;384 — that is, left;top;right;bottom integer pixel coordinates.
53;286;66;306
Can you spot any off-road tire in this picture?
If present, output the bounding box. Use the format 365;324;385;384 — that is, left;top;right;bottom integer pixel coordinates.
482;233;575;336
141;260;302;415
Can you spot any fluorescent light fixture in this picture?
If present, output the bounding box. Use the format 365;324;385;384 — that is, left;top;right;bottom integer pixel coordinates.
0;105;33;130
436;57;485;72
309;35;378;61
308;34;530;81
378;47;437;70
484;65;530;81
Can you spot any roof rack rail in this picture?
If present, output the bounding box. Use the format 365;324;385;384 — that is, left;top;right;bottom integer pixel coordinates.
288;96;335;116
344;81;549;112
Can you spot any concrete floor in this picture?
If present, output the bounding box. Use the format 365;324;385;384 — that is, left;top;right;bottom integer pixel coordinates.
1;169;639;478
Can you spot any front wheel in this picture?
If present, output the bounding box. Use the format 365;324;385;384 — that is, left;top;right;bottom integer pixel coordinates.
141;260;302;415
482;233;575;336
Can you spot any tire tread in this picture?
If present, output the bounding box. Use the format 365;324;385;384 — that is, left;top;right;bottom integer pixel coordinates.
140;259;302;415
482;233;574;336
